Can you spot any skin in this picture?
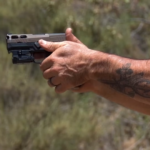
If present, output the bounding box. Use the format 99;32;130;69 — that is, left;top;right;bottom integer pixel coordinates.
39;28;150;116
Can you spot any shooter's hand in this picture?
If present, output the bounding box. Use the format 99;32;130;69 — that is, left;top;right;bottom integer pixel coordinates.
39;35;96;93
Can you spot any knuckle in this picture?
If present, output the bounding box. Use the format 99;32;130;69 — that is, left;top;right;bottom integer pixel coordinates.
49;55;56;62
43;71;49;79
55;86;66;93
40;64;44;71
51;77;57;85
46;55;56;64
48;81;53;87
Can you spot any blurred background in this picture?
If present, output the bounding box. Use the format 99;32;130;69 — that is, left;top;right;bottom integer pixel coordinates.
0;0;150;150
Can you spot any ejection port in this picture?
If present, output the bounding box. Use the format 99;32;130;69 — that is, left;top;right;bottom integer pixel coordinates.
11;35;19;39
20;35;27;38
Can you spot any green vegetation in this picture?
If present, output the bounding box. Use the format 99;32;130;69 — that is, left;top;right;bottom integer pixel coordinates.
0;0;150;150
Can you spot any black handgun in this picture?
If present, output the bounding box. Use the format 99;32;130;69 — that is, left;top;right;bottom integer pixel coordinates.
6;33;66;64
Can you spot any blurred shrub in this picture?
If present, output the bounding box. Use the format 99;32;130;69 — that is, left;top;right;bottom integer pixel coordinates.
0;0;150;150
1;0;150;57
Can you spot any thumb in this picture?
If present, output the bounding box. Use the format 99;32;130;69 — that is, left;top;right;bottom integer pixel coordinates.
66;28;83;44
39;40;66;52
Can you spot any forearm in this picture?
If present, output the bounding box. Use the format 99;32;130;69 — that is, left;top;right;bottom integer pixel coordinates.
92;81;150;115
90;50;150;115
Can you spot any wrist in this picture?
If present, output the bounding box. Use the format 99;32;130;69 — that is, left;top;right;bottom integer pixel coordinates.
87;50;135;94
87;50;113;80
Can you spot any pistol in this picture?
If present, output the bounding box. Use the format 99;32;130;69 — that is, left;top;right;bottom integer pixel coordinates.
6;33;66;64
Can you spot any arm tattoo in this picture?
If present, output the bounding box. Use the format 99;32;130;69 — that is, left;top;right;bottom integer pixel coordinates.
101;63;150;98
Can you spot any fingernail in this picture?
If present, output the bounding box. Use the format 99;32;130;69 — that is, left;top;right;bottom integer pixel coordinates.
39;39;47;45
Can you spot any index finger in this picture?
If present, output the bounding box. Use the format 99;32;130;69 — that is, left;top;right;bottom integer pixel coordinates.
38;40;66;52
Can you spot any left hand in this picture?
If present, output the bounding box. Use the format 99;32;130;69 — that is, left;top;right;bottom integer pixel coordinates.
39;38;95;93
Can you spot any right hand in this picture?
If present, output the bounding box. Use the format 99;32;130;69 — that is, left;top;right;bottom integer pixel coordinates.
65;28;95;93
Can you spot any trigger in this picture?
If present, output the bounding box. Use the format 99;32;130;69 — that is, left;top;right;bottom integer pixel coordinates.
34;42;40;49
